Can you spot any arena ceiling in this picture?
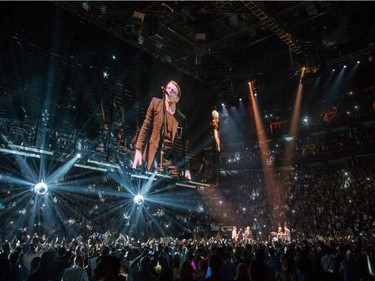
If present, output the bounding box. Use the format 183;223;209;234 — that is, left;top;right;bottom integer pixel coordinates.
57;1;375;103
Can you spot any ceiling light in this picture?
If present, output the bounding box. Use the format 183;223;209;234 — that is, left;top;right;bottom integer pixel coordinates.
34;181;48;196
133;194;144;205
81;2;90;11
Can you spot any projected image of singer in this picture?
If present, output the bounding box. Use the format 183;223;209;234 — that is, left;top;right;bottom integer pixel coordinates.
132;80;185;177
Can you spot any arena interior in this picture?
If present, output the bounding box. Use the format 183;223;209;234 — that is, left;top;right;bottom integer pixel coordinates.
0;2;374;281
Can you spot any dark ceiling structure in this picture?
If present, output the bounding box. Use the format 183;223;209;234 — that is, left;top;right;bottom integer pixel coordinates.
57;1;375;103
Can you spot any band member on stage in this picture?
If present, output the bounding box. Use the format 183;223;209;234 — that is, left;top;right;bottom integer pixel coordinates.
211;109;220;153
284;225;291;242
132;80;185;176
277;226;285;242
232;226;238;241
243;226;252;243
210;109;220;185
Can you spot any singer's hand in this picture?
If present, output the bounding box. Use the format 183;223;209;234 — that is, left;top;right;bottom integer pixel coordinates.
132;149;143;169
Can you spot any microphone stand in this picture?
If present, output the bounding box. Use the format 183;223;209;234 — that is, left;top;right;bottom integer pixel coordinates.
159;89;167;172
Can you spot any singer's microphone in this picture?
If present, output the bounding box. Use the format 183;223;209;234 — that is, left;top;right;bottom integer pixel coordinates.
161;85;179;103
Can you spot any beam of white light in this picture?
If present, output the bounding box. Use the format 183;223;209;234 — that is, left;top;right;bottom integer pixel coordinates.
48;183;86;194
49;201;72;234
0;173;35;187
282;68;304;168
90;201;135;230
14;157;38;184
145;200;188;234
25;204;38;234
46;155;80;184
107;171;137;195
139;173;157;195
145;190;197;210
0;189;31;206
39;154;47;185
330;66;346;99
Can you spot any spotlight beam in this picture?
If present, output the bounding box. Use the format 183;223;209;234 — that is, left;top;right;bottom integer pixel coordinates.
46;155;80;184
14;156;38;184
107;171;134;194
282;67;305;167
248;82;278;226
0;175;34;187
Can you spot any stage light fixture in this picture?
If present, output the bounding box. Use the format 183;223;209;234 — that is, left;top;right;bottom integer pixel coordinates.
81;2;90;11
133;194;144;205
34;181;48;196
